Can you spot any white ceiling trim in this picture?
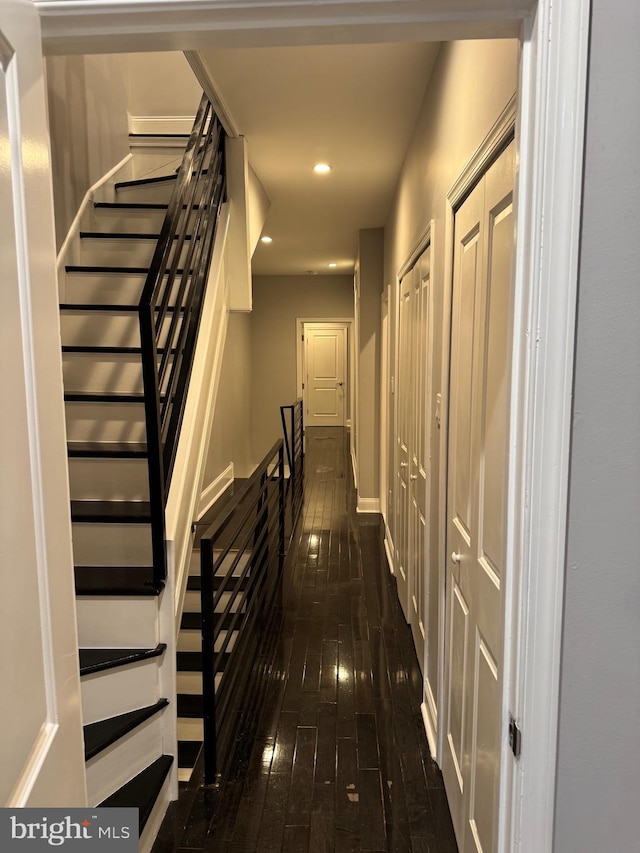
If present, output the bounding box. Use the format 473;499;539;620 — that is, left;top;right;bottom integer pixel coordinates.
35;0;525;54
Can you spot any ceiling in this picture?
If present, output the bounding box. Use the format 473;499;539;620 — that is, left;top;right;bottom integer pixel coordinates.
199;43;440;276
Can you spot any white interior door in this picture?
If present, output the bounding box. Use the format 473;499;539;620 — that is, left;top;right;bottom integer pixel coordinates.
442;140;514;852
409;250;433;662
304;323;347;427
0;0;86;806
395;273;411;617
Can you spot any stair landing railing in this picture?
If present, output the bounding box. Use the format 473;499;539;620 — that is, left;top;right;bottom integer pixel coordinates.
200;441;287;784
139;93;226;585
280;398;304;536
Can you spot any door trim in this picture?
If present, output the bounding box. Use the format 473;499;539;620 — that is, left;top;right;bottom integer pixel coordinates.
33;1;589;848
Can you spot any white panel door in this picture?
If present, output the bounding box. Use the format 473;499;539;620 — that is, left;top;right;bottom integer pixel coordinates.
442;141;514;853
395;273;412;617
0;0;86;806
409;252;433;662
305;324;347;427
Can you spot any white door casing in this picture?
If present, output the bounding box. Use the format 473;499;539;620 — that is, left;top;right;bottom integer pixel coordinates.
442;140;515;852
303;323;348;428
0;0;86;806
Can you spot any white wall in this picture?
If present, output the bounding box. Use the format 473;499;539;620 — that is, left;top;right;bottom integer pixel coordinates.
250;275;354;460
554;2;640;849
127;51;202;118
46;53;130;248
356;228;384;501
203;311;255;483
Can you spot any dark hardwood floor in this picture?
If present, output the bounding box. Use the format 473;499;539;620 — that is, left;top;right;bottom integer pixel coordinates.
154;426;457;852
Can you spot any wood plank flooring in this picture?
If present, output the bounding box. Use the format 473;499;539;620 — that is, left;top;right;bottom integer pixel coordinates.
154;426;457;852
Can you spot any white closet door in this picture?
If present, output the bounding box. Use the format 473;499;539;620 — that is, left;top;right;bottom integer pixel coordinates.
442;141;515;853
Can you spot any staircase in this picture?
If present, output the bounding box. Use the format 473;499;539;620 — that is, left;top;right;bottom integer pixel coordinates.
60;98;227;847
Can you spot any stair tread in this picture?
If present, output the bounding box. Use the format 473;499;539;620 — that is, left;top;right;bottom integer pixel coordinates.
75;565;163;596
176;650;229;672
187;574;249;592
79;643;166;676
71;499;151;523
60;302;185;313
177;693;203;718
62;345;173;355
177;740;201;769
176;651;202;672
65;391;147;403
99;754;174;833
180;612;202;630
94;201;170;210
84;698;169;760
115;173;177;189
68;441;148;458
65;265;189;275
79;231;194;240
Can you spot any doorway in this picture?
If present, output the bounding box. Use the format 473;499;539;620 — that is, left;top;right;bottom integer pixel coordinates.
296;320;351;429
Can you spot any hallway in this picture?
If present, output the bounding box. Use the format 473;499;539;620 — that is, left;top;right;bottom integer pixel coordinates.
156;427;457;852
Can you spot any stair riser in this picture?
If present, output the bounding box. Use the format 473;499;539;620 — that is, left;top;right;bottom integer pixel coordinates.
78;238;192;269
86;713;165;806
176;671;202;695
65;402;146;444
177;717;203;743
130;150;183;179
64;274;184;307
76;597;158;648
72;522;153;566
183;588;247;614
115;182;176;203
61;312;178;349
81;658;161;725
68;458;149;501
177;629;238;654
65;274;147;306
90;208;168;234
63;354;176;396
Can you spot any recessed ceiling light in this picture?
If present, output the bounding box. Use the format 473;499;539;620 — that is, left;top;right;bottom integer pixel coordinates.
260;235;273;244
328;263;337;268
313;163;332;174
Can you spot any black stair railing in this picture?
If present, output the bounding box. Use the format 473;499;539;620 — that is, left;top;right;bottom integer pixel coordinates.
139;93;226;584
280;398;304;536
200;441;287;784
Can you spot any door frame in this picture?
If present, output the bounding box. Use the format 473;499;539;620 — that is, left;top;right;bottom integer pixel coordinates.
295;318;353;429
34;1;589;849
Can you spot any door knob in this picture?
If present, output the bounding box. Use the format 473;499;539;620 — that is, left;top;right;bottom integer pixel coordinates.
451;552;462;564
410;474;418;481
337;381;344;386
400;462;408;468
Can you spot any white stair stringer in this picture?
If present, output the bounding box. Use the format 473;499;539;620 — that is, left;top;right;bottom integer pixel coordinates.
86;712;165;806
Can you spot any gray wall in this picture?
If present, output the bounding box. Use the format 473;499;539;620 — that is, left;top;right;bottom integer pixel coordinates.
46;54;130;249
203;311;255;484
554;3;640;850
250;275;354;460
356;229;384;500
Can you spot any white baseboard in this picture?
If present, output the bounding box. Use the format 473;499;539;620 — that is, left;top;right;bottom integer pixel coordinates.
356;497;380;514
197;463;234;520
128;113;195;136
350;447;358;489
421;700;438;760
383;534;395;576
